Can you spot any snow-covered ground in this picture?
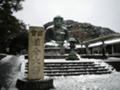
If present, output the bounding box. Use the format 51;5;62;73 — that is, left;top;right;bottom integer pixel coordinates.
0;55;23;90
88;37;120;48
17;55;120;90
1;55;120;90
50;72;120;90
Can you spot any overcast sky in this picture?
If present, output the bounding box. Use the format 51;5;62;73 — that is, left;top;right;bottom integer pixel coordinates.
14;0;120;33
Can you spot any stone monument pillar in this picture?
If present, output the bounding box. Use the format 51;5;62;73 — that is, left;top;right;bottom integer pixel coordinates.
16;26;54;90
28;26;44;80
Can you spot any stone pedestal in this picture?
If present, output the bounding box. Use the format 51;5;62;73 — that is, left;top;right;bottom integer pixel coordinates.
16;26;54;90
16;78;54;90
66;51;79;60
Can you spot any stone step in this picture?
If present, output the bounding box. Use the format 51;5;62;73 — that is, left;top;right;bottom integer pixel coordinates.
44;68;109;73
45;55;67;59
24;60;112;77
45;67;108;71
44;66;106;70
25;55;67;59
25;66;106;71
45;62;94;64
44;62;94;66
44;64;95;67
25;67;107;72
26;64;95;67
25;70;111;76
44;71;111;76
26;62;96;68
44;62;95;66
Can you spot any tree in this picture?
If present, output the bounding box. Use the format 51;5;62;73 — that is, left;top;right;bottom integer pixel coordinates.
0;0;25;52
70;30;89;43
9;31;28;54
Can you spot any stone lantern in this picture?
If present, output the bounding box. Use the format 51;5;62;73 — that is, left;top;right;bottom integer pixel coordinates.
69;37;76;51
66;37;79;60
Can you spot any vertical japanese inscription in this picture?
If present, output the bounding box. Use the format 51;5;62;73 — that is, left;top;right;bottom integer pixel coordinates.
28;26;44;80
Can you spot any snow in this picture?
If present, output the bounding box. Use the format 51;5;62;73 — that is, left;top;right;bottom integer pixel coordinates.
45;58;99;63
63;40;70;49
44;40;85;49
50;72;120;90
46;25;54;29
88;38;120;47
63;41;86;49
105;38;120;45
45;40;59;47
0;55;23;90
76;44;85;48
18;55;27;78
0;55;13;64
18;55;120;90
89;42;102;47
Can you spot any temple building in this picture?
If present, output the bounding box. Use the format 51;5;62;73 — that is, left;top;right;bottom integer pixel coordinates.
78;34;120;58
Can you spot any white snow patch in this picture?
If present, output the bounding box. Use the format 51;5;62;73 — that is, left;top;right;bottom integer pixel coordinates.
76;44;85;48
89;42;102;47
46;25;54;29
0;55;13;64
17;55;119;90
51;74;115;90
17;55;27;79
105;38;120;45
44;58;96;63
45;40;59;47
63;40;70;49
88;38;120;47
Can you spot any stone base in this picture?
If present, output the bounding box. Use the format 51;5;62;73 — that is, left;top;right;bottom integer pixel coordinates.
16;78;54;90
66;51;79;60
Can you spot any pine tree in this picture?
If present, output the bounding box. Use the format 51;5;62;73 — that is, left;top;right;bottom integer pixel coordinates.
0;0;25;52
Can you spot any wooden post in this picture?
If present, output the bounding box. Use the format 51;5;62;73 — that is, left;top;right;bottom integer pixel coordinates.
101;40;106;58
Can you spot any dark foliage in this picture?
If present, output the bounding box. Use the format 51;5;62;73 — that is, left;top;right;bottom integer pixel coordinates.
0;0;26;53
9;31;28;54
44;19;116;42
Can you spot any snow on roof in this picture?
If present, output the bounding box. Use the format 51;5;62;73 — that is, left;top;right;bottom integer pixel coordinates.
63;40;70;49
46;25;54;29
45;40;59;47
89;37;120;47
76;45;85;48
45;38;120;48
105;38;120;45
89;42;102;47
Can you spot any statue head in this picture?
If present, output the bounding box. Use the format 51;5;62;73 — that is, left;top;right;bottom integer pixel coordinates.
54;16;64;28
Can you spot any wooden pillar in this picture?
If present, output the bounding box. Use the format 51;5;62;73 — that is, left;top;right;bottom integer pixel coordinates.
85;44;90;55
101;40;106;57
111;44;114;55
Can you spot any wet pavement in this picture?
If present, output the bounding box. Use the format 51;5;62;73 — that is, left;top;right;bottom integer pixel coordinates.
0;55;21;90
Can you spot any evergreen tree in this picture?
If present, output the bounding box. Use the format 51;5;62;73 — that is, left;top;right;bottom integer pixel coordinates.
0;0;25;52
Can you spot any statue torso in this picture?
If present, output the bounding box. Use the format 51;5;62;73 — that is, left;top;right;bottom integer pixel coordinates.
54;27;66;42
